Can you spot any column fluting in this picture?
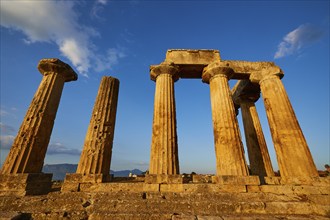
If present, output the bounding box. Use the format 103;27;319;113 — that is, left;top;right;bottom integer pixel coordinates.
202;62;248;176
259;74;318;178
76;76;119;176
1;59;77;174
149;64;179;175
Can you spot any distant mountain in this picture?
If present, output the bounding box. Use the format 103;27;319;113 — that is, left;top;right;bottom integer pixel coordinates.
42;164;143;180
43;164;77;180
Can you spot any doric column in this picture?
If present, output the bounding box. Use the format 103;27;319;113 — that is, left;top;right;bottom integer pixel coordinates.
259;74;318;178
202;62;248;176
1;59;77;174
239;100;274;177
76;76;119;177
149;63;180;175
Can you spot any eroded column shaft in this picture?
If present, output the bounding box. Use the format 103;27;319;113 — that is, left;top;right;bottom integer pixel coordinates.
76;77;119;175
260;75;318;178
1;60;77;174
149;73;179;175
240;101;274;177
208;75;248;176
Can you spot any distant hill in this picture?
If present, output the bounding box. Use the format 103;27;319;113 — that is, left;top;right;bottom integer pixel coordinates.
42;164;143;180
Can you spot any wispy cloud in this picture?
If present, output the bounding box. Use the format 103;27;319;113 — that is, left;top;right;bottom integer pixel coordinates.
0;123;16;135
47;142;81;156
0;0;125;76
0;122;16;149
274;24;325;59
0;135;15;149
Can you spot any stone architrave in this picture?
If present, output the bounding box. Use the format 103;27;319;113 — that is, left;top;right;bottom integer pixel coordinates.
202;62;249;176
258;74;318;179
1;59;77;174
240;100;274;177
0;59;77;196
148;63;180;176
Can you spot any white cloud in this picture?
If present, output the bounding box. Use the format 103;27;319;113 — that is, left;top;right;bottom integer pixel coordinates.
47;142;81;156
0;123;16;135
95;47;127;72
274;24;324;59
0;0;124;76
0;135;15;149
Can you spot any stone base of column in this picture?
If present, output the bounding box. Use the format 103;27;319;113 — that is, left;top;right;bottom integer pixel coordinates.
61;173;112;192
192;174;213;183
264;176;330;186
212;175;260;185
0;173;52;196
144;174;183;184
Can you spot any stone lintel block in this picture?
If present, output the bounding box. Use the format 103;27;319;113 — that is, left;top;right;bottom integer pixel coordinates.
311;176;330;186
64;173;111;183
0;173;52;183
165;49;221;65
0;173;52;196
160;184;184;192
61;182;80;192
247;185;329;195
212;175;260;185
280;176;329;186
182;184;247;193
265;176;330;186
192;174;213;183
144;174;183;184
79;182;144;192
264;176;282;185
143;183;160;192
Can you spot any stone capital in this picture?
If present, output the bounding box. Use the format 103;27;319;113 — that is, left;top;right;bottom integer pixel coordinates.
38;58;78;82
249;66;284;84
150;63;180;82
202;61;234;83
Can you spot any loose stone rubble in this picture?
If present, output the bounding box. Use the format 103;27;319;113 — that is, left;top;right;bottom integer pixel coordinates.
0;51;329;219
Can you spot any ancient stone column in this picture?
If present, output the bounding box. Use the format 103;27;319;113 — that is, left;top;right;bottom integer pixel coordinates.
259;74;318;178
76;76;119;178
202;62;249;176
1;59;77;174
240;100;274;177
62;77;119;192
148;63;180;176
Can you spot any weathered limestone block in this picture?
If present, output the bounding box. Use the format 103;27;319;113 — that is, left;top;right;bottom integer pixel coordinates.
0;173;52;196
149;63;180;175
192;174;213;183
1;58;77;174
145;174;183;184
212;175;260;185
202;62;248;176
259;74;318;179
62;76;119;192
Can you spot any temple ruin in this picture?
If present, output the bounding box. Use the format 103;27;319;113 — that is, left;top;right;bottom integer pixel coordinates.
146;49;318;185
0;50;329;219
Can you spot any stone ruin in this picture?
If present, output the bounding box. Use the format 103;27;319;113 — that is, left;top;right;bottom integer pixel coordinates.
0;50;329;219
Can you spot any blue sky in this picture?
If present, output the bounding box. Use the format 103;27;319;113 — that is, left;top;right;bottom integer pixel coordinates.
0;0;329;174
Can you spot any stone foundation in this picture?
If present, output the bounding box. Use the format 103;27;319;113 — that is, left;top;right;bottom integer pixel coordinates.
61;173;112;192
0;173;52;196
1;179;329;219
212;175;261;185
145;174;184;184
